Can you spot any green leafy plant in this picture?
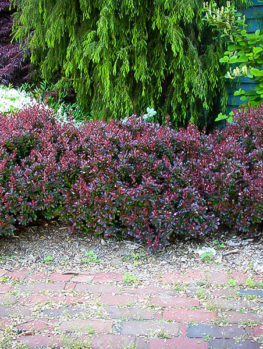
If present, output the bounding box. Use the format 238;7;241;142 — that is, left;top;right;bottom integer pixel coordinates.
213;240;226;250
61;257;70;266
42;255;54;264
81;250;100;264
157;329;171;339
131;252;145;267
228;278;237;287
0;276;9;283
200;251;214;262
245;277;256;288
215;111;234;123
123;273;137;285
204;1;263;112
203;335;212;341
196;288;207;299
122;252;145;266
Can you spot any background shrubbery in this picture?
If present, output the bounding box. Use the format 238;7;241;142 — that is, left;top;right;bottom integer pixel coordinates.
10;0;249;129
1;105;262;249
0;0;30;85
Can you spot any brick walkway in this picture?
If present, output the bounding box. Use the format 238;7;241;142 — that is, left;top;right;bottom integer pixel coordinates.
0;268;263;348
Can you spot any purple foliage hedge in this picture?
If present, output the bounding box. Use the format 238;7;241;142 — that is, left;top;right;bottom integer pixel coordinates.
0;105;262;249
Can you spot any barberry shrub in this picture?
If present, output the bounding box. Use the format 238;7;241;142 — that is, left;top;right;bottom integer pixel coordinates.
0;104;262;249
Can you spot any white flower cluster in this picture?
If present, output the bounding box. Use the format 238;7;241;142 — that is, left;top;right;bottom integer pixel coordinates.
0;85;84;128
56;105;84;129
0;85;37;114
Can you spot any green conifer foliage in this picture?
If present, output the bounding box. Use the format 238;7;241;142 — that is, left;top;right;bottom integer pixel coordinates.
11;0;247;127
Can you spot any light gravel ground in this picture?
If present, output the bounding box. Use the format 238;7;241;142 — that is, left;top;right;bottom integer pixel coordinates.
0;220;262;278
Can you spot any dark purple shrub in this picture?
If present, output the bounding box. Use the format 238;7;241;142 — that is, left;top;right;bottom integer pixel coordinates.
0;104;262;249
0;105;81;234
0;0;30;84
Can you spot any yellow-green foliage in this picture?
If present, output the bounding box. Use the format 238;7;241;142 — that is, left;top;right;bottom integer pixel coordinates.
11;0;248;127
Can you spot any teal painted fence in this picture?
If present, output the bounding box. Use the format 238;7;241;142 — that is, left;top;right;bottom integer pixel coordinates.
227;0;263;111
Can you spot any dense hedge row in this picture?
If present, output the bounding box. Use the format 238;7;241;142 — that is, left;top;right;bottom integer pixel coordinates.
0;105;262;249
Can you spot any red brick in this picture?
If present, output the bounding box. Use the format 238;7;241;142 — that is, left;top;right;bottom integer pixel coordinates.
0;294;17;305
149;338;208;349
92;335;135;349
209;298;251;311
163;309;217;322
49;273;72;282
106;306;158;320
206;272;228;285
0;284;11;293
71;274;94;283
206;289;238;298
75;283;119;294
29;272;48;280
150;296;199;308
230;271;248;285
23;294;50;305
65;282;76;291
93;272;123;282
162;272;183;284
6;270;28;279
180;323;187;337
209;338;262;348
52;294;84;305
17;319;54;333
101;295;138;306
0;318;11;330
124;286;174;296
121;320;180;336
224;311;263;323
21;282;65;293
17;334;60;348
184;270;205;282
23;293;84;306
254;275;263;283
0;305;32;317
254;325;263;337
59;319;113;333
0;269;7;277
136;337;149;349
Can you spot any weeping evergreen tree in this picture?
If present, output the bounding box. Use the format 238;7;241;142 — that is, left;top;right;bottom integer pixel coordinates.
11;0;247;128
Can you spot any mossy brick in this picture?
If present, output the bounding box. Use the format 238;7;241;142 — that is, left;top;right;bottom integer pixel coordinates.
0;284;11;293
106;306;158;320
59;319;113;333
92;334;136;349
101;294;139;306
41;306;86;318
17;334;61;348
75;283;119;294
150;296;199;308
208;339;261;348
163;309;217;322
239;289;263;299
224;311;263;323
121;320;180;336
187;324;248;339
148;338;208;349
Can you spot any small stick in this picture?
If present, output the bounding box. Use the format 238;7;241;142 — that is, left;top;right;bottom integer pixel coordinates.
223;249;239;256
